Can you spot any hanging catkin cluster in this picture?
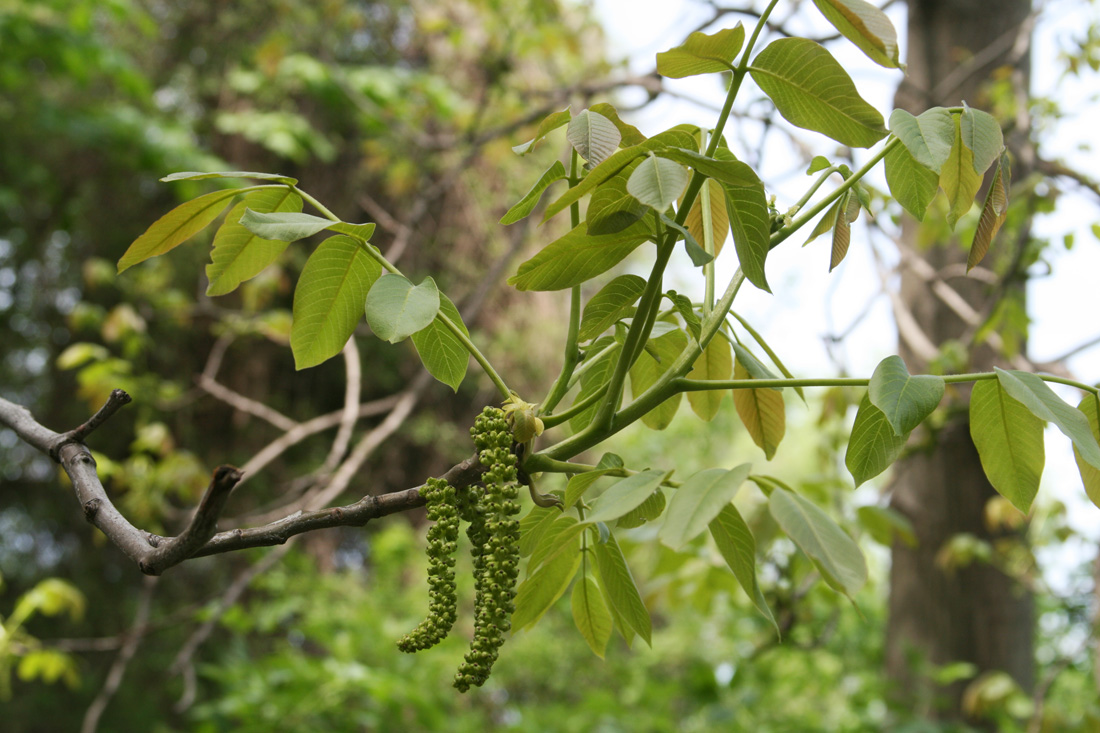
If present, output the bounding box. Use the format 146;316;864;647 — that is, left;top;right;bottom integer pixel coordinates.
395;406;522;693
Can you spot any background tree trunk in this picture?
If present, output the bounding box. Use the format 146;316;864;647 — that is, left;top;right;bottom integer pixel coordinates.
886;0;1035;723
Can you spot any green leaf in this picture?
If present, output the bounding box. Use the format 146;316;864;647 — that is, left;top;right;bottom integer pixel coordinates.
568;109;621;166
709;503;777;631
729;310;805;402
960;106;1005;175
970;378;1045;513
543;128;699;221
940;114;984;229
884;141;940;221
769;488;868;597
565;470;615;509
749;38;888;148
512;532;581;631
579;275;647;341
661;214;712;267
857;505;917;548
715;149;772;292
587;160;648;235
572;575;613;658
630;329;688;430
509;221;651;291
994;368;1100;470
731;343;779;383
410;294;468;391
684;178;730;257
570;343;618;433
665;290;701;342
804;197;844;246
868;355;945;435
660;465;751;550
585;470;670;525
969;153;1010;271
161;170;298;184
529;516;585;573
592;533;652;645
627;155;689;211
290;235;381;370
501;160;567;225
118;188;247;272
616;489;667;528
808;155;832;174
364;274;441;344
240;210;338;242
812;0;902;69
687;337;732;421
656;24;745;78
206;188;301;296
732;360;786;460
888;108;954;173
513;106;572;155
845;392;910;487
1074;394;1100;509
830;191;855;272
589;103;647;147
659;147;760;188
328;222;377;241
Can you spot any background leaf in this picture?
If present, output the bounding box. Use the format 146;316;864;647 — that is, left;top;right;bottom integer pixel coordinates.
364;274;441;344
290;235;382;369
969;378;1045;513
769;488;868;597
749;38;888;148
206;188;301;296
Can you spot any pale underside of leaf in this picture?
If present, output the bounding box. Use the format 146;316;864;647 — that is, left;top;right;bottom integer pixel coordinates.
732;360;786;460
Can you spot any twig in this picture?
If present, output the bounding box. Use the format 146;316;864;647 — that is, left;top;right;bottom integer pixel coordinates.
140;466;242;575
80;576;158;733
195;374;298;432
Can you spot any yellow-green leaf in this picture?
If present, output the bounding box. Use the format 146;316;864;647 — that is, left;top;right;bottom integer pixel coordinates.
732;359;786;459
1075;393;1100;509
687;337;732;421
656;24;745;78
630;329;688;430
968;153;1010;271
571;575;613;658
118;188;248;272
206;188;301;296
969;378;1045;513
812;0;902;69
940;114;983;229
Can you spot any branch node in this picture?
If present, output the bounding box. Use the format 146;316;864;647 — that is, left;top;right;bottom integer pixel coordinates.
82;498;101;522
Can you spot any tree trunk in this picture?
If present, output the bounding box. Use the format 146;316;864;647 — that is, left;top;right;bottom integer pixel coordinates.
886;0;1035;724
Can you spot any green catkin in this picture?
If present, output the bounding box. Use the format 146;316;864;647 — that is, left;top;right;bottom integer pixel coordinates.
397;477;460;653
454;406;522;692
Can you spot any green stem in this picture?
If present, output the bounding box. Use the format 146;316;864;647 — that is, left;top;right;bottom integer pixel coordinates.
790;165;842;216
567;341;621;391
522;455;682;488
294;184;512;398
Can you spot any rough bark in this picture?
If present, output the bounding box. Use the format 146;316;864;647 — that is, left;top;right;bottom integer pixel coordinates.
886;0;1035;723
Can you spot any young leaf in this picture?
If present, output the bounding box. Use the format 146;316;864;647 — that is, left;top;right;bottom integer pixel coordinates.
830;191;853;271
329;222;377;241
1075;393;1100;509
572;575;613;658
616;489;667;529
592;533;652;645
206;188;301;296
529;516;585;573
867;355;945;436
627;155;690;211
118;188;247;272
161;170;298;185
808;155;832;174
509;220;651;291
968;153;1010;271
501;160;567;225
513;106;571;155
570;345;618;433
659;465;751;551
804;197;843;247
659;147;759;188
884;141;940;221
364;274;441;344
749;38;888;148
585;470;670;525
665;290;702;342
579;275;647;341
994;368;1100;470
731;343;779;384
845;393;910;487
587;159;648;235
290;235;382;370
888;108;954;173
769;488;868;597
519;506;559;558
410;294;469;391
630;329;688;430
940;114;983;229
589;103;647;147
961;105;1005;175
239;210;338;242
684;178;730;257
732;359;786;460
970;378;1045;513
512;534;581;631
812;0;902;69
543;127;698;221
656;24;745;78
729;310;805;402
660;214;712;267
568;109;621;166
565;470;615;509
687;337;732;421
710;503;777;631
715;149;772;292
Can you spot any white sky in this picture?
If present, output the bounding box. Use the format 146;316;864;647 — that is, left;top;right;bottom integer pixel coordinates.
589;0;1100;549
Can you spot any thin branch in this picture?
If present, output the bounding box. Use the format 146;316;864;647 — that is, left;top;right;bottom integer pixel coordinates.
195;374;298;432
80;576;158;733
140;466;242;575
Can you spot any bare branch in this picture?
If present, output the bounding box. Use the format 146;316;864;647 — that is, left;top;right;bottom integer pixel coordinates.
195;374;298;432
